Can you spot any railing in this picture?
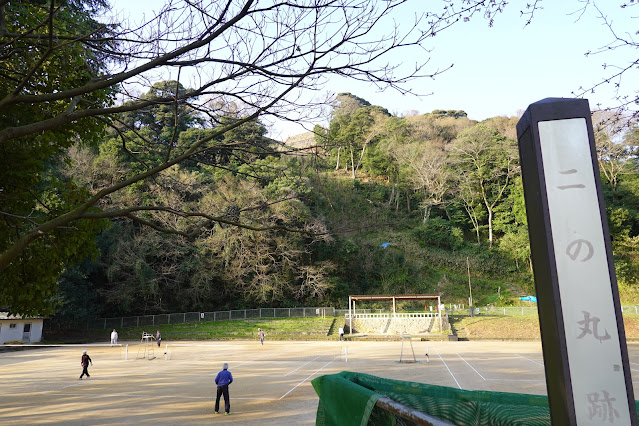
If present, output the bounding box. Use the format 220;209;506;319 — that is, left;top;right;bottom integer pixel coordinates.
477;306;537;316
621;306;639;314
89;307;335;330
345;312;440;319
454;305;639;316
335;309;386;317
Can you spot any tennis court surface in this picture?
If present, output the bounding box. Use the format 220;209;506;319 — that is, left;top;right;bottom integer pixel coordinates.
2;340;639;424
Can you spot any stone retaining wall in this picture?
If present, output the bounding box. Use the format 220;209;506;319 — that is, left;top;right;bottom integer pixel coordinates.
345;316;448;334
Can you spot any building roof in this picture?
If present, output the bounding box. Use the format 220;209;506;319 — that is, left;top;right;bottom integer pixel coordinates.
348;294;440;301
0;313;42;320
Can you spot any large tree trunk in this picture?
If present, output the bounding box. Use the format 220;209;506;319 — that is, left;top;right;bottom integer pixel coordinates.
464;205;480;245
388;183;395;207
487;208;493;248
349;145;356;179
422;204;430;223
354;140;368;176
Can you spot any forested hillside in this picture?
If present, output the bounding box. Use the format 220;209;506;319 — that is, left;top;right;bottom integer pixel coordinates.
2;1;639;328
41;91;638;326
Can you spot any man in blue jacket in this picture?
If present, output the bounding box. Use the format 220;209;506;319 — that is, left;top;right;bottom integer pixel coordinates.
214;362;233;415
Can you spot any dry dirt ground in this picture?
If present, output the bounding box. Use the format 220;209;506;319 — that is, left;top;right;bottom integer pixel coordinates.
2;340;639;425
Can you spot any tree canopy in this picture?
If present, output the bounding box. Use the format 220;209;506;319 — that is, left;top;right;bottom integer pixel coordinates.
3;0;639;317
1;0;521;314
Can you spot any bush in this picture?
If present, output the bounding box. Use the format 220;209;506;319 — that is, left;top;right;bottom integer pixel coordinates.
412;217;464;250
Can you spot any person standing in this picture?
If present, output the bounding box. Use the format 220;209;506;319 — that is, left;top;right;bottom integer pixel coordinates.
156;330;162;348
110;329;118;347
258;328;265;345
338;327;344;341
79;350;92;380
214;362;233;415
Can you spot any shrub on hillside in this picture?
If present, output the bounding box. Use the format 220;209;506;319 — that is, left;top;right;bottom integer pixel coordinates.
412;217;464;250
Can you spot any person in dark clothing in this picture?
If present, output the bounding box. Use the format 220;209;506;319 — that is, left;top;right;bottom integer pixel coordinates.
156;330;162;347
214;362;233;415
79;350;92;380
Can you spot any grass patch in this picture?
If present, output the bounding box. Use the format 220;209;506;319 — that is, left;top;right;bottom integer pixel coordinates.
49;314;639;343
106;317;337;342
450;315;540;340
450;313;639;340
622;315;639;340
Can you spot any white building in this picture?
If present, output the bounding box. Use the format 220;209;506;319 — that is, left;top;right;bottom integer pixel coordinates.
0;313;43;344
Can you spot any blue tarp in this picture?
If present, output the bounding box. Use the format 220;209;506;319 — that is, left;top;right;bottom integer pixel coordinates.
520;296;537;303
379;242;390;248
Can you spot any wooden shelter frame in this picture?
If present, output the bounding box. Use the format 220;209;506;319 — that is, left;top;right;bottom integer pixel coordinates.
347;294;442;335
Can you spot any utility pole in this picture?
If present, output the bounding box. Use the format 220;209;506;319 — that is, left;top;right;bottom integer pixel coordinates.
467;257;473;314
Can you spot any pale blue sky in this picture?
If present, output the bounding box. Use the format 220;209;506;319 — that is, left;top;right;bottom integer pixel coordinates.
325;2;634;118
107;1;635;139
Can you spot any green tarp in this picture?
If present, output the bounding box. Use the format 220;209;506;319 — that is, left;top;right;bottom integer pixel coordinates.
313;371;639;426
312;371;381;426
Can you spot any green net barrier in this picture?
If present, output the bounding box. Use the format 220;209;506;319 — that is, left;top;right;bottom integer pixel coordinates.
312;371;639;426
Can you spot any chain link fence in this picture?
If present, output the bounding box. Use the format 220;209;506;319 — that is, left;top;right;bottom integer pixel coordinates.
89;307;336;330
449;305;639;316
89;304;639;330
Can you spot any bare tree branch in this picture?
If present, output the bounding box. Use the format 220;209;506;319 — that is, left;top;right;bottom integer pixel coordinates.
81;205;327;236
0;0;516;272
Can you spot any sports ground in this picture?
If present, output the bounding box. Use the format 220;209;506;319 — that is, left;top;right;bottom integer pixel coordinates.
2;339;639;425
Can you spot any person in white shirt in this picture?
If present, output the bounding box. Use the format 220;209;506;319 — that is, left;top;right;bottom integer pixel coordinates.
110;329;118;346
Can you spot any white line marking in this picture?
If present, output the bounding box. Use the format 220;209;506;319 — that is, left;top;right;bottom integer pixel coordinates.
3;344;124;348
457;353;485;380
233;352;278;368
515;353;544;366
167;344;238;347
285;355;322;377
434;347;461;389
36;362;169;393
279;357;337;400
485;379;546;382
48;393;275;400
225;397;277;400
